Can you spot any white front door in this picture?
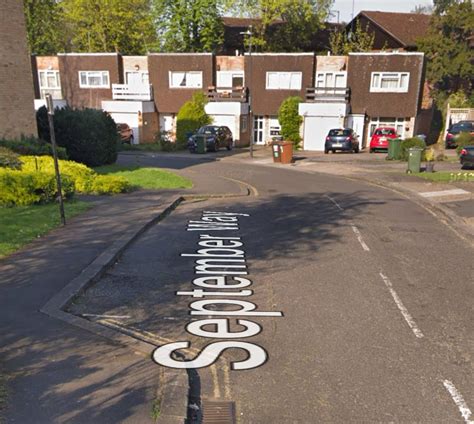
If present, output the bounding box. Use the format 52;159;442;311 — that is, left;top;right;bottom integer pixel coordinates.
253;115;264;144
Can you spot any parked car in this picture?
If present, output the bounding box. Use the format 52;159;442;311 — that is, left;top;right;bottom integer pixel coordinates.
188;125;233;153
460;146;474;169
445;121;474;148
117;123;134;144
324;128;359;154
369;127;397;152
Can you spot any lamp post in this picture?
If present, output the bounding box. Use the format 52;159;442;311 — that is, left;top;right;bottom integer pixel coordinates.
240;26;253;158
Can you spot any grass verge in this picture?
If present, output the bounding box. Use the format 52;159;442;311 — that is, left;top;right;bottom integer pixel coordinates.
411;171;474;183
94;165;193;190
0;201;91;258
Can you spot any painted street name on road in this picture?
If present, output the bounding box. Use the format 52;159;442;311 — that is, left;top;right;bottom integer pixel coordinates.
153;210;283;370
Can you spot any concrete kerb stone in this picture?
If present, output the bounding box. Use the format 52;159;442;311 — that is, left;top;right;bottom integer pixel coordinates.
39;184;254;424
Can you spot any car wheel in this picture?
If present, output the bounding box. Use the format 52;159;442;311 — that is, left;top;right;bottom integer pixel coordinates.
369;148;374;153
354;146;359;153
129;135;134;144
324;149;328;154
332;149;336;154
227;140;233;150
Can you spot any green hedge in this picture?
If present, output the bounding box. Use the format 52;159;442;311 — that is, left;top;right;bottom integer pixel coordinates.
0;169;74;207
400;137;426;161
456;132;474;155
0;147;22;169
278;96;303;148
0;136;67;159
20;156;130;194
176;93;212;145
36;106;119;167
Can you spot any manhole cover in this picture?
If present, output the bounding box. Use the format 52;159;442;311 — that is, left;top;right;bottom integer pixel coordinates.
202;400;236;424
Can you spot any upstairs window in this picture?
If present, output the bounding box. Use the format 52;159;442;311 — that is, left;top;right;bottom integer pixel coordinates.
316;72;347;88
216;71;244;88
370;72;409;93
169;71;202;88
79;71;110;88
39;70;60;89
266;72;302;90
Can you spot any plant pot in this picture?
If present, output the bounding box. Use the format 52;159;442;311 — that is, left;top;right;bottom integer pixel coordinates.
425;161;435;173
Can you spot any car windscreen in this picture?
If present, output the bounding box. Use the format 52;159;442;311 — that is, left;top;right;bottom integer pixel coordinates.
328;129;351;136
451;123;472;132
198;127;218;135
375;129;395;135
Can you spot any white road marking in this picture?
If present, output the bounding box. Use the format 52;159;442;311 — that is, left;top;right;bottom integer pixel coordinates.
420;189;470;198
443;380;474;423
351;225;370;251
325;194;344;211
81;313;131;319
379;273;424;338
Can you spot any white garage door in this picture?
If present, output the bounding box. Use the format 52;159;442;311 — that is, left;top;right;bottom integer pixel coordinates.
303;116;344;151
211;115;237;140
110;112;139;144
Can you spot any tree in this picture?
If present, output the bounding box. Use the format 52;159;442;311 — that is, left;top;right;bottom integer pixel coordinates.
278;96;303;148
152;0;224;52
61;0;157;54
23;0;64;54
224;0;333;52
416;1;473;96
411;4;434;14
176;92;212;144
329;20;375;55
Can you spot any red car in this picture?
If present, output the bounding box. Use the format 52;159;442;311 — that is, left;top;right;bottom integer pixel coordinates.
369;127;397;152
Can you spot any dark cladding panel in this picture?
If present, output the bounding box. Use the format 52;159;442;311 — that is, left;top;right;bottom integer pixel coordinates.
148;53;214;114
58;53;122;109
245;54;315;115
347;53;424;118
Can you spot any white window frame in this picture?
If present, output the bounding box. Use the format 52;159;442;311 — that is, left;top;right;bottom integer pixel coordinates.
125;71;149;85
38;70;60;89
266;72;302;90
370;72;410;93
369;117;407;137
169;71;203;88
216;71;245;88
315;71;347;88
78;71;110;88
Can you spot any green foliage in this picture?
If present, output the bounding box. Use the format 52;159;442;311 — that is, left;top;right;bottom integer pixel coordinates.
60;0;157;54
37;107;118;167
455;132;474;154
0;148;22;170
447;90;473;108
400;137;426;161
153;131;181;151
278;97;303;148
330;20;375;55
176;93;212;144
0;169;74;207
20;156;130;194
416;1;473;95
23;0;65;54
152;0;224;52
0;135;68;159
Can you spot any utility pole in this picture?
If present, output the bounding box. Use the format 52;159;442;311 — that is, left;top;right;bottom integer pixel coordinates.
241;26;253;158
45;94;66;226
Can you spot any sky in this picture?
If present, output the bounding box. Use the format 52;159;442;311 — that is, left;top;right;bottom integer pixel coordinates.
330;0;434;22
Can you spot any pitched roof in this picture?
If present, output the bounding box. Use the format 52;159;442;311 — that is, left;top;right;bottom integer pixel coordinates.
357;11;431;47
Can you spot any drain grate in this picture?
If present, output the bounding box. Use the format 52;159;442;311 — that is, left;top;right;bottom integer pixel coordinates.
202;400;236;424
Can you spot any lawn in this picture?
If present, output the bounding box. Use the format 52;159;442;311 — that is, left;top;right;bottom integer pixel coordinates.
0;201;91;258
412;171;474;183
94;165;193;190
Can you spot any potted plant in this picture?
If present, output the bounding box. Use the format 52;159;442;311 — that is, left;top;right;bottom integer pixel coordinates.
425;147;435;172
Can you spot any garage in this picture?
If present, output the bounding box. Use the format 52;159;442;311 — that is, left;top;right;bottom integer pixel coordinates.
299;103;349;151
211;115;237;140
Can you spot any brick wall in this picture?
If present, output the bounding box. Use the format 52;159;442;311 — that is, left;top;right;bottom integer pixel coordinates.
0;0;37;139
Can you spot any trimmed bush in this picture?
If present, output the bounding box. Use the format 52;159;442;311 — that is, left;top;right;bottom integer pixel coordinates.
456;132;474;155
0;136;67;159
0;169;74;207
20;156;130;194
400;137;426;161
0;147;22;169
36;106;119;167
176;93;212;145
278;96;303;148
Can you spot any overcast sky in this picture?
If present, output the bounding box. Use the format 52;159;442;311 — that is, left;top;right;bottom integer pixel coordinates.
330;0;434;22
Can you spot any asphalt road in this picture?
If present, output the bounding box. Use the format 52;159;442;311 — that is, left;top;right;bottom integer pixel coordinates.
72;154;473;423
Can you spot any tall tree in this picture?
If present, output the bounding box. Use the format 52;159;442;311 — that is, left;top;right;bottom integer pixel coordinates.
416;0;473;95
411;4;434;14
23;0;64;54
152;0;224;52
329;20;375;55
223;0;333;52
61;0;157;54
